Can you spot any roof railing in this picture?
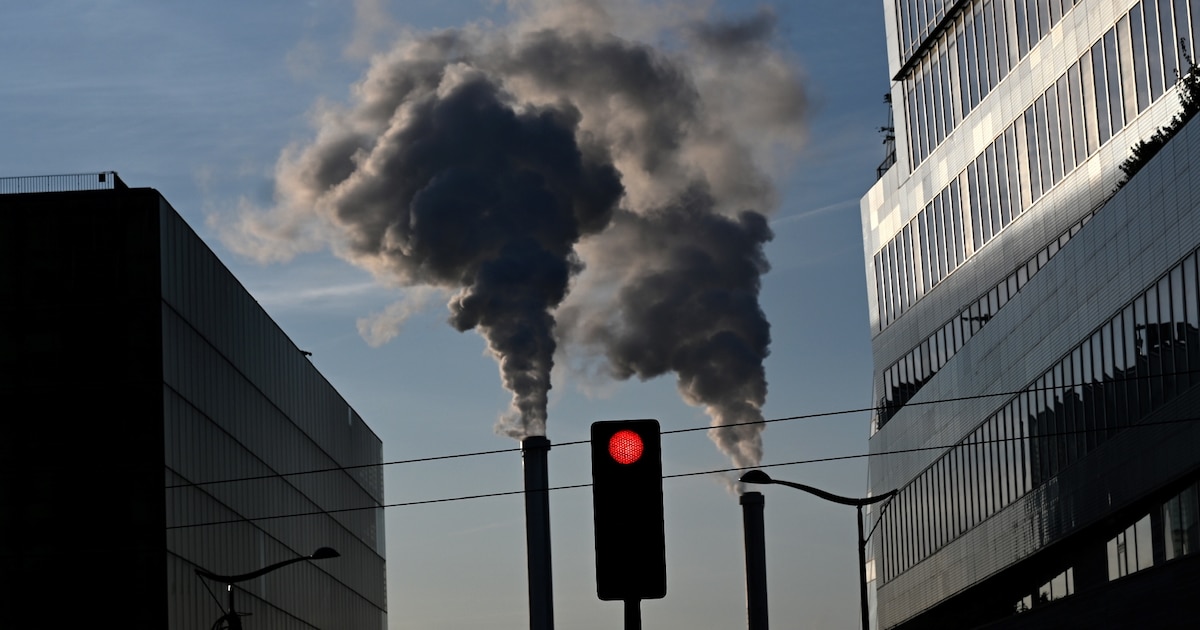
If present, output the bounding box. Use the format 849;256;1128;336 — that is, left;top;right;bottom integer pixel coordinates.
0;171;127;195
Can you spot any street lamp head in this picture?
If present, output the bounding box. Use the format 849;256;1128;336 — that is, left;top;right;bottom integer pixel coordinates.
739;469;774;485
310;547;340;560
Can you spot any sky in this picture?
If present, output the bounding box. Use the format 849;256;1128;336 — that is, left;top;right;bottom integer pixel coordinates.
0;1;889;628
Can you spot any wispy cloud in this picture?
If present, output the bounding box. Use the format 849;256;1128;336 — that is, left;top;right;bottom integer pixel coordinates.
770;198;856;228
251;280;382;309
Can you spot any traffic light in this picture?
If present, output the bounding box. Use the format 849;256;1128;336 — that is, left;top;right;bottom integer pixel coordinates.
590;419;666;601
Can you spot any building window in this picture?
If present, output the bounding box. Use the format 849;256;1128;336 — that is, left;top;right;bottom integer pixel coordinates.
1014;566;1075;613
1107;514;1154;580
1163;480;1200;561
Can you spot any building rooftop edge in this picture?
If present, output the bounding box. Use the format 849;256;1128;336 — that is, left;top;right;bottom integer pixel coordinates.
0;171;127;195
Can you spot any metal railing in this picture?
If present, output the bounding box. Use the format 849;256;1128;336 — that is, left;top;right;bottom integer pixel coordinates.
876;150;896;180
0;171;127;195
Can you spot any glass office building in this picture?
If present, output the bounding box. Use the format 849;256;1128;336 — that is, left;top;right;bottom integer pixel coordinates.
862;2;1200;627
0;175;386;628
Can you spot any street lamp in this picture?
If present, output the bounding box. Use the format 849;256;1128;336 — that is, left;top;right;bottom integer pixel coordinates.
194;547;340;629
739;470;896;630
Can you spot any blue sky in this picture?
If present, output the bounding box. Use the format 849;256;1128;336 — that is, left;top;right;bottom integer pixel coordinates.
0;1;889;627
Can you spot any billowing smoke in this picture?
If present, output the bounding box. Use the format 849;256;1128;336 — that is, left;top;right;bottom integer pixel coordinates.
557;193;772;470
221;1;805;468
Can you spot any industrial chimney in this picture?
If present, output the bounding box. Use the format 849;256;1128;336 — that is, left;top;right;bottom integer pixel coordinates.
742;491;768;630
522;436;554;630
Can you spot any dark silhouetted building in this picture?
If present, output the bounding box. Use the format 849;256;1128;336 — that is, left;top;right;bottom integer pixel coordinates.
862;1;1200;628
0;173;386;628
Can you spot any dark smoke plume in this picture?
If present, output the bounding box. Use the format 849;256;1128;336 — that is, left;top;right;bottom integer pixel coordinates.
557;190;773;469
222;1;805;466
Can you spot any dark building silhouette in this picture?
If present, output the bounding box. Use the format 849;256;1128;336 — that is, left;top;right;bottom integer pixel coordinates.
862;1;1200;627
0;173;386;628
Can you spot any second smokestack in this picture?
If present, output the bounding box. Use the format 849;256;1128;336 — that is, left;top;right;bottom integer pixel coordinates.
742;491;768;630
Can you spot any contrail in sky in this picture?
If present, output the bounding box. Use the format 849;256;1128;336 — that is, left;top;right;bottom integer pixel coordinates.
222;0;806;473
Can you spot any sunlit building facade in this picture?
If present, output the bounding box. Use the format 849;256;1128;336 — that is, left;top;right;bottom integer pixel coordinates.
0;174;387;628
862;2;1200;627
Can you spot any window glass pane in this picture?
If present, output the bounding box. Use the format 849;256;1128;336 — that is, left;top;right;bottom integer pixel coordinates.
1185;253;1199;388
1176;0;1193;65
1138;294;1151;374
925;58;938;151
1024;107;1042;201
1172;264;1188;389
966;8;980;109
1104;319;1119;435
919;210;932;294
1130;4;1151;113
1159;0;1179;87
1182;482;1199;555
969;161;983;247
982;2;996;97
1144;0;1165;101
1160;275;1175;400
1118;14;1138;123
995;0;1011;78
1092;330;1107;439
957;26;971;117
1060;75;1080;174
915;67;929;162
1092;39;1112;144
903;224;915;309
932;49;945;147
1005;124;1022;219
1035;92;1053;192
1067;61;1087;167
1136;514;1154;571
1191;0;1200;63
952;176;967;264
1108;535;1121;580
1010;114;1027;212
1105;28;1124;134
1165;493;1183;561
984;144;999;242
1016;0;1029;58
996;135;1012;230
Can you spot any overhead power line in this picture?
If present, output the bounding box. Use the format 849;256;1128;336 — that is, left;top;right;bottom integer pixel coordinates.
166;366;1200;491
165;415;1200;530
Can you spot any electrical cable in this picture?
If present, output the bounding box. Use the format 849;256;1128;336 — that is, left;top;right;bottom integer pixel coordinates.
165;366;1200;490
164;414;1200;530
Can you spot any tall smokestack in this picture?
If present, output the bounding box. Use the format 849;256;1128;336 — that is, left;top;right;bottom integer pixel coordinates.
742;491;768;630
522;436;554;630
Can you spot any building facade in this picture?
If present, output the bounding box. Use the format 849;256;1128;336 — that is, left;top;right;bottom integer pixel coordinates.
861;2;1200;627
0;174;386;628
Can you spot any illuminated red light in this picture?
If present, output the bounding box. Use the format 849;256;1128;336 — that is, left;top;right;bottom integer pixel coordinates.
608;430;645;464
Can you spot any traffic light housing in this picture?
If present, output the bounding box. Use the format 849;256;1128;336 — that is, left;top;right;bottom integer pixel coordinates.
590;419;666;601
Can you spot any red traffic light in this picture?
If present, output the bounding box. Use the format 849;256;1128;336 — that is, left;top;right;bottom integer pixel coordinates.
590;419;666;601
608;429;645;464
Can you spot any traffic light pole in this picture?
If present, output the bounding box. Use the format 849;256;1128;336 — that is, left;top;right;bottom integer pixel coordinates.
624;599;641;630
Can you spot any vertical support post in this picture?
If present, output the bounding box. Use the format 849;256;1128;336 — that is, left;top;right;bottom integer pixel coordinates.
857;505;869;630
741;491;768;630
624;599;642;630
522;436;554;630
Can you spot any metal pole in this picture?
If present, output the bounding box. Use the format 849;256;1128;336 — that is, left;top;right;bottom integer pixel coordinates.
857;505;869;630
624;599;642;630
522;436;554;630
741;491;769;630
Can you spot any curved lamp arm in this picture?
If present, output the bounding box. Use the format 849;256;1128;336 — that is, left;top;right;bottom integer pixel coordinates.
739;469;897;508
195;547;340;584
